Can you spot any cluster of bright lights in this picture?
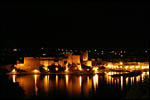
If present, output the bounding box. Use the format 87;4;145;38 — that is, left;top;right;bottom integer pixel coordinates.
136;66;140;69
107;64;112;68
142;66;149;69
106;64;118;69
125;66;129;69
107;72;116;76
106;62;149;70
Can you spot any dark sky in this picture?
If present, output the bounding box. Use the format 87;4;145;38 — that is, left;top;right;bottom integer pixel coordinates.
0;3;149;49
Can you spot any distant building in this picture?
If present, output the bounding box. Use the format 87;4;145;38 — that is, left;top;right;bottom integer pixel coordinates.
81;51;88;61
16;54;81;71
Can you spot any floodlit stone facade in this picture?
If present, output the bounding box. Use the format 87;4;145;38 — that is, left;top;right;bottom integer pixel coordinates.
16;54;82;71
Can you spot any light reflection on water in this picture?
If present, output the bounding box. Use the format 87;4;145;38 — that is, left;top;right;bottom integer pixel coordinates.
9;71;149;98
12;75;16;83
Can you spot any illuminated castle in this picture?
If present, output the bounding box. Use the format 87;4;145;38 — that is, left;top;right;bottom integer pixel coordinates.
16;53;82;71
81;51;92;67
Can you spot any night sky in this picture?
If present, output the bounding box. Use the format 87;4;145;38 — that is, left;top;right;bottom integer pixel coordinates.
0;3;149;49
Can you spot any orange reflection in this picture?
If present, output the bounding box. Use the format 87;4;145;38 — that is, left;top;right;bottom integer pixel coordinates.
142;72;145;82
126;77;129;86
79;76;82;87
117;79;119;85
66;75;69;87
56;75;58;87
87;76;90;83
130;77;133;85
136;76;140;83
108;76;111;84
44;75;50;93
93;74;98;91
66;76;82;96
114;79;116;85
121;76;123;91
8;70;149;98
34;74;39;96
83;76;92;96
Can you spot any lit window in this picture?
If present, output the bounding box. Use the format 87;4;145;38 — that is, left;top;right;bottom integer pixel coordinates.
43;54;46;56
13;49;18;52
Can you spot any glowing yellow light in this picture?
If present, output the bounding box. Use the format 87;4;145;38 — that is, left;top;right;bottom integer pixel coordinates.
136;76;140;82
20;64;24;66
12;69;17;73
44;75;49;92
147;71;149;75
80;76;82;87
93;74;98;91
107;72;112;76
87;69;90;71
66;75;69;87
79;67;82;71
34;74;38;96
121;76;123;91
107;64;112;68
125;66;128;69
136;66;140;69
12;75;16;83
33;69;40;74
78;65;82;71
56;75;58;86
142;73;145;82
43;67;49;71
126;77;128;86
120;66;123;69
131;77;134;85
142;66;149;69
65;67;69;72
120;62;123;65
93;67;98;73
130;66;134;69
55;67;59;71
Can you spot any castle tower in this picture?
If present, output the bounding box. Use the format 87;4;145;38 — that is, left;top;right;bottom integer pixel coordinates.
82;51;88;61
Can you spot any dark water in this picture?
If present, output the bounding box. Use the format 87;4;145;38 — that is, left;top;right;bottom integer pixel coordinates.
8;71;149;99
